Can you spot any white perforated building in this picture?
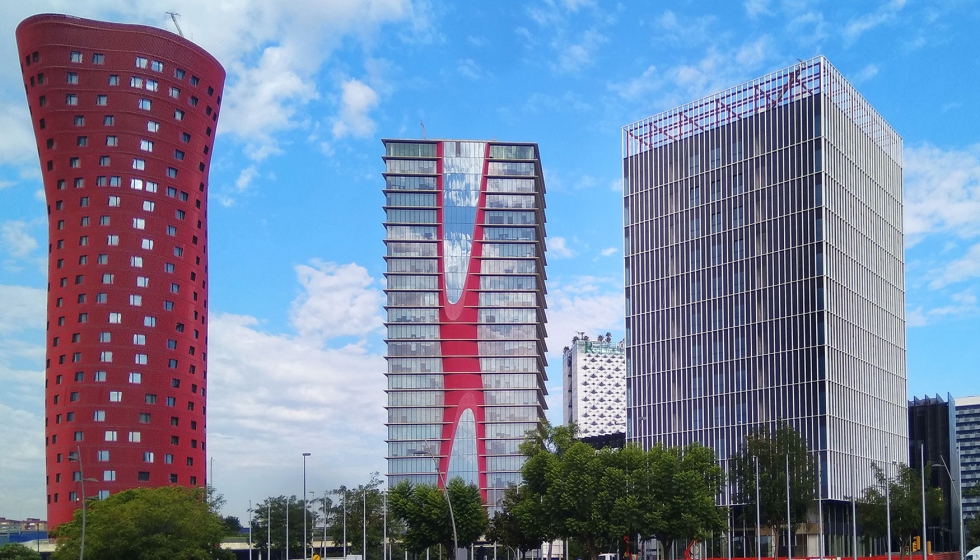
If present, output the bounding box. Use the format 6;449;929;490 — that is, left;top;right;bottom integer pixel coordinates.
562;336;627;442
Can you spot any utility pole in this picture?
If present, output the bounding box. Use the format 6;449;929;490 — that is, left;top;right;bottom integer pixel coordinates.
268;502;272;560
886;445;893;560
363;489;367;560
754;456;761;560
921;443;928;560
852;447;858;560
817;453;825;560
786;454;792;560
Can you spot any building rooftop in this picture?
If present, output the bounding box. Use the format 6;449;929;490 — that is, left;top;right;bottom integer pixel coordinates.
622;55;901;164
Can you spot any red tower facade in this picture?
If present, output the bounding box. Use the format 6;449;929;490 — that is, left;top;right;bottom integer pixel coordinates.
16;14;225;527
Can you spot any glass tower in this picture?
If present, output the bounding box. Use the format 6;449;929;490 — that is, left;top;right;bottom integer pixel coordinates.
382;140;548;507
622;56;907;508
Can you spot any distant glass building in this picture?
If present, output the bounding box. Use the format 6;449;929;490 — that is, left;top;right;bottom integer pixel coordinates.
623;56;907;553
953;395;980;519
382;140;548;507
562;336;627;447
908;395;956;552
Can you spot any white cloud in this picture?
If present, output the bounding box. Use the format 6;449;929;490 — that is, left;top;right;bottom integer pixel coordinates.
744;0;770;17
548;236;575;258
0;102;35;167
0;221;39;258
0;284;46;517
599;247;618;257
609;65;659;100
554;28;607;74
904;143;980;241
907;290;979;326
332;79;380;139
852;63;880;83
0;0;421;165
930;244;980;288
544;275;624;362
457;59;482;80
655;10;715;45
843;0;907;44
289;260;385;342
0;285;45;335
206;261;386;516
735;35;771;68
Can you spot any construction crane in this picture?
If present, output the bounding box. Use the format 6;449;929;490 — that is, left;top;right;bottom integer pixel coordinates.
166;12;183;37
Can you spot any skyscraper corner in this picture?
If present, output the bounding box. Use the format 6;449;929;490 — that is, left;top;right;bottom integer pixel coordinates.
622;55;907;552
17;13;225;527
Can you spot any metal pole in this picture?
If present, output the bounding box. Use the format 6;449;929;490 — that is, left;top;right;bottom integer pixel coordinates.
304;453;311;560
384;491;388;560
957;446;966;560
78;446;86;560
886;445;892;560
286;497;290;560
250;501;254;560
755;456;761;560
852;446;857;560
344;490;348;560
363;489;368;560
921;442;928;560
786;454;792;560
268;502;272;560
726;460;732;560
817;452;824;560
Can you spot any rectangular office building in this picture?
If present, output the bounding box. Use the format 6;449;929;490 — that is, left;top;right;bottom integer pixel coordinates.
382;140;549;507
622;56;908;505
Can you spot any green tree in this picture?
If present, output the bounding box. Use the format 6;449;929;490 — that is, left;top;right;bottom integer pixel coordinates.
250;495;319;559
652;443;728;558
857;462;944;559
389;477;488;556
222;516;242;535
51;486;233;560
325;474;395;560
0;543;41;560
486;486;546;559
729;422;817;557
966;484;980;548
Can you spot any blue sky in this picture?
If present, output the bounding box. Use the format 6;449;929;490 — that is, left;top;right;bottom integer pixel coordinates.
1;0;979;521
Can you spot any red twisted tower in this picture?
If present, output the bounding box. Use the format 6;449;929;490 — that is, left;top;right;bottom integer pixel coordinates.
16;14;225;527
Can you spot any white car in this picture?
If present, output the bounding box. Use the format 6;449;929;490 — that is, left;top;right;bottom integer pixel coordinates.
966;546;980;560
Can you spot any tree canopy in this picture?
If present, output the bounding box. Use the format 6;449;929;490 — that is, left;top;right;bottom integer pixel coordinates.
51;486;233;560
250;495;319;559
0;544;41;560
325;473;395;560
729;421;816;556
389;477;487;556
857;462;944;559
515;422;726;560
486;485;547;558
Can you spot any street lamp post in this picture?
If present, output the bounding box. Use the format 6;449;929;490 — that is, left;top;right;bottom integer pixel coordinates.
268;502;272;560
941;446;966;560
886;446;892;560
303;453;311;560
249;501;254;560
69;446;98;560
920;443;928;560
363;489;368;560
754;456;761;560
786;454;792;560
415;442;458;560
286;496;291;560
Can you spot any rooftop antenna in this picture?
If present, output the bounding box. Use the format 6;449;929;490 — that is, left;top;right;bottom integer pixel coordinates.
420;120;426;140
166;12;184;37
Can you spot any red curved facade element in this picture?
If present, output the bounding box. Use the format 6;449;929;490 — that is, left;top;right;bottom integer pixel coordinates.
16;14;225;527
382;140;548;508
